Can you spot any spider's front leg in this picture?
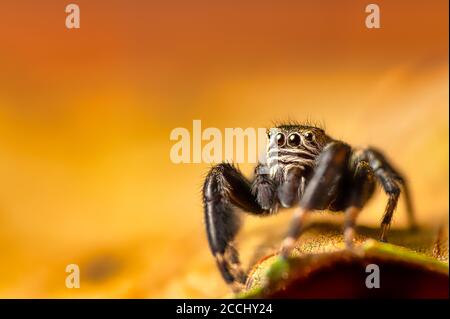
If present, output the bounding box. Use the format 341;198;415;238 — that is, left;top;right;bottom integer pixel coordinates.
280;142;352;258
343;152;376;248
203;163;274;290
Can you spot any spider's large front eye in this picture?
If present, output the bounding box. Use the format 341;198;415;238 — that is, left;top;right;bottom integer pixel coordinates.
275;133;286;147
287;133;301;147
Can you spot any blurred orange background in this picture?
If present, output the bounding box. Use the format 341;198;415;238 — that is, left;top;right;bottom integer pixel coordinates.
0;0;448;297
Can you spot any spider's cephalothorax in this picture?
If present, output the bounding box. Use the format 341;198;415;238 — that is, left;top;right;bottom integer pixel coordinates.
202;123;416;291
265;125;332;209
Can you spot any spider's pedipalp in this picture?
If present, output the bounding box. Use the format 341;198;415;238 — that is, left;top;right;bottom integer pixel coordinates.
278;166;303;208
251;163;278;211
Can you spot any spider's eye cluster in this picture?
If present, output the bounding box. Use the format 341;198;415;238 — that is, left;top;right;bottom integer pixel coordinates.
275;132;285;147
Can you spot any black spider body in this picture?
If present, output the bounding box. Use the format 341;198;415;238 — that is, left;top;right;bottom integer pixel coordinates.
202;123;416;291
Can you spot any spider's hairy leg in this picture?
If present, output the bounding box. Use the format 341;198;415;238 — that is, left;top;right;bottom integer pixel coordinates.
373;150;417;230
364;147;416;242
203;163;268;290
280;142;352;258
344;152;376;248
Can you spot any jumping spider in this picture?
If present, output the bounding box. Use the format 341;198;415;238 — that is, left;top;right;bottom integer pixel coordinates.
202;123;417;291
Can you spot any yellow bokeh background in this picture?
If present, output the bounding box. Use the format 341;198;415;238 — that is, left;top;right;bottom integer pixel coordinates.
0;0;448;297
